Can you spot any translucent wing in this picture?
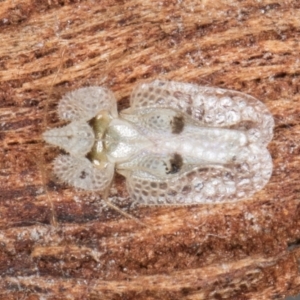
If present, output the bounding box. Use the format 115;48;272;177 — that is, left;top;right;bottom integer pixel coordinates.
124;145;272;205
58;86;118;121
128;80;274;145
53;155;114;191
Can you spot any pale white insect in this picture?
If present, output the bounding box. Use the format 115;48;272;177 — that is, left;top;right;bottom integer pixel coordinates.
43;80;274;205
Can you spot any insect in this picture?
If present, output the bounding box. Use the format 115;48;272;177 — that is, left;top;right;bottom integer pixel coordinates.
43;80;274;206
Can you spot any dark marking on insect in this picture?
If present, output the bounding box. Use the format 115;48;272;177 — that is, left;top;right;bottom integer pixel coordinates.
85;150;94;162
167;153;183;174
171;115;184;134
229;120;255;131
80;171;87;179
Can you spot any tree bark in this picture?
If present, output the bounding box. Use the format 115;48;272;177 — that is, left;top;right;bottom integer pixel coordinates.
0;0;300;299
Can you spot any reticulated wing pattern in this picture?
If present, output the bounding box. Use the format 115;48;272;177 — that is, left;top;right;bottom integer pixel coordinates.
43;80;274;205
53;155;114;191
130;80;274;145
125;144;272;205
58;87;118;121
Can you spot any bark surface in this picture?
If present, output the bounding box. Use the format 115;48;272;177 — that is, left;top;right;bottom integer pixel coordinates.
0;0;300;299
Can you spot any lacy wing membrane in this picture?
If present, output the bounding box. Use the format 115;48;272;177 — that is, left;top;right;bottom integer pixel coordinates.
119;80;274;205
124;145;272;205
127;80;274;145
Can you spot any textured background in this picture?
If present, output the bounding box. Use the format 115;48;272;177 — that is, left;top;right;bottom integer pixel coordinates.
0;0;300;299
287;295;300;300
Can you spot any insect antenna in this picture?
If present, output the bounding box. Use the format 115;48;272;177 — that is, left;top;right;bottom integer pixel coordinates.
37;47;67;228
97;178;149;228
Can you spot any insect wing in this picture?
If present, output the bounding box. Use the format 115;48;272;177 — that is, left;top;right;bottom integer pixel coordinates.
121;80;274;205
124;144;272;205
129;80;274;145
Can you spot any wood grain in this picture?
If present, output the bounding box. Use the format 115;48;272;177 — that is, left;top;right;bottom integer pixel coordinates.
0;0;300;299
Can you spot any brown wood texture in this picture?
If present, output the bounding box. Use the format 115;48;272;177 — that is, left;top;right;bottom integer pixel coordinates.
0;0;300;299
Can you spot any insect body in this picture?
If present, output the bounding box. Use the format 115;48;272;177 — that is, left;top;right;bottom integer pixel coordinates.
43;80;274;205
